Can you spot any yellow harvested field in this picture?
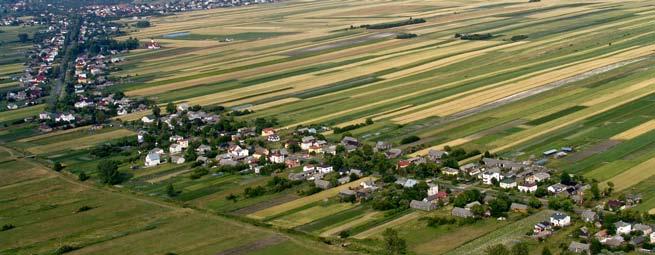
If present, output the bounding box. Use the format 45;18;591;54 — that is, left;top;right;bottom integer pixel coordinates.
248;177;375;220
392;44;655;124
611;120;655;140
604;157;655;191
527;7;589;19
245;97;301;111
582;78;655;106
489;78;655;154
410;138;473;157
352;211;423;239
26;129;135;154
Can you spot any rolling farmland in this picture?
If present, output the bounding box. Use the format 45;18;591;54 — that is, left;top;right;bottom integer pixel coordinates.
3;0;655;254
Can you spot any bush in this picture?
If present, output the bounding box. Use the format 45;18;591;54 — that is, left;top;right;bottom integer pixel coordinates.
53;161;64;171
135;21;151;28
456;33;493;40
54;244;78;254
510;35;528;41
78;172;89;181
189;167;209;179
396;33;418;39
1;224;15;231
76;205;92;213
361;18;426;29
400;135;420;144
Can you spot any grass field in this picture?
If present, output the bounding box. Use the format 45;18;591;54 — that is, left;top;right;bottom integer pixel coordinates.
0;147;343;255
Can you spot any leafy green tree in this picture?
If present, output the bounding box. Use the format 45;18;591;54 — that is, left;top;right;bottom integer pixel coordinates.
97;160;121;184
511;242;529;255
591;181;601;200
383;228;407;255
53;161;63;171
78;172;89;181
152;106;161;118
166;102;176;114
541;247;552;255
590;239;603;254
226;193;238;203
17;33;29;43
166;183;177;197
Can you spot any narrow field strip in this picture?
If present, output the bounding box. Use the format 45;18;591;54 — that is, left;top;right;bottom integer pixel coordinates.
611;120;655;140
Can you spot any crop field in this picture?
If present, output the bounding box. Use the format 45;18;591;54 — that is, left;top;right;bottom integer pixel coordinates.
5;0;655;254
0;147;341;255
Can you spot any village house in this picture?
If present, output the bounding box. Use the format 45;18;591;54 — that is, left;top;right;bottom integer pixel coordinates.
550;212;571;227
267;134;280;142
615;221;632;235
261;128;276;137
170;155;185;164
374;141;392;152
510;203;529;213
518;182;537;193
269;152;285;164
452;207;474;218
395;177;417;188
228;145;249;158
442;167;459;176
317;165;333;174
169;143;183;154
548;183;568;194
410;200;437;211
145;152;160;167
568;241;590;254
314;179;332;189
482;167;502;185
580;210;598;223
384;148;402;159
141;115;155;124
499;178;517;189
427;149;448;162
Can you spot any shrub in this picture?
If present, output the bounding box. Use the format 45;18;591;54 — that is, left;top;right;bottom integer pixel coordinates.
400;135;420;144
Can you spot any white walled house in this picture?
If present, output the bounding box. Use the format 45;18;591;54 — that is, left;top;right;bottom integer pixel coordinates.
145;152;160;167
482;168;502;185
550;212;571;227
518;182;538;193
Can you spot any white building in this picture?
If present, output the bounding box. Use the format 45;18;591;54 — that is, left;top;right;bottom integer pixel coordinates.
427;184;439;196
269;153;285;164
482;168;502;185
145;152;160;167
615;221;632;235
499;178;517;189
317;165;333;174
518;182;538;193
169;144;183;154
550;212;571;227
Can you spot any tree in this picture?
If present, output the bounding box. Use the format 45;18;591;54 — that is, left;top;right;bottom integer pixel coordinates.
534;187;547;197
97;160;121;184
17;33;29;43
606;182;615;196
365;118;374;125
135;20;151;28
528;197;542;209
590;239;602;254
166;183;177;197
486;244;511;255
541;247;552;255
591;181;601;200
78;172;89;181
95;111;106;124
53;161;63;171
152;106;161;118
560;171;572;185
166;102;176;114
382;228;407;255
511;242;529;255
226;193;238;203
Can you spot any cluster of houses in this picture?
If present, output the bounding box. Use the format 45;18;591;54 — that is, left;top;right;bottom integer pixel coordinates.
72;0;280;19
5;18;67;110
